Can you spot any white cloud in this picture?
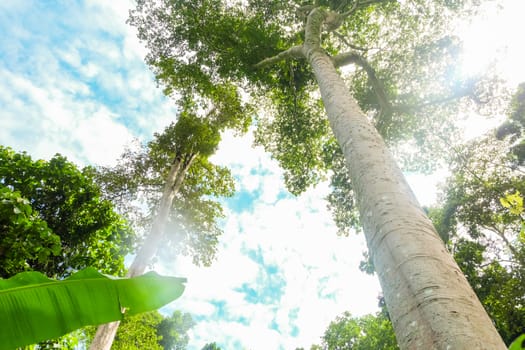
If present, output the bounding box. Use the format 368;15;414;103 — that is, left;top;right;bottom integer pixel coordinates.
0;0;178;166
161;132;382;349
73;110;136;166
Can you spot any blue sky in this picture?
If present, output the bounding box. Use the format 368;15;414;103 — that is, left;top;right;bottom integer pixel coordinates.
1;1;525;349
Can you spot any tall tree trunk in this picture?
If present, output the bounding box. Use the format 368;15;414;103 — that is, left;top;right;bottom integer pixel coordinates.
89;155;196;350
127;155;196;277
299;8;506;350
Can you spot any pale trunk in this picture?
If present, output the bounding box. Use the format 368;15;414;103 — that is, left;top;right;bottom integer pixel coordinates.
89;155;195;350
300;9;506;349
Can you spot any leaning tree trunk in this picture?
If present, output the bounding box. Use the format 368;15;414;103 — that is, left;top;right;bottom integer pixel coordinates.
301;9;506;350
89;155;196;350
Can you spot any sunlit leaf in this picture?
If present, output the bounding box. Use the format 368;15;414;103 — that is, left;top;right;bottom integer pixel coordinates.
0;267;186;349
500;191;524;215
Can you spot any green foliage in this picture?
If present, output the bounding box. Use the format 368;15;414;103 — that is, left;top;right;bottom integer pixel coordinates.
95;116;235;266
112;312;163;350
435;136;525;251
0;146;134;278
35;330;83;350
0;267;186;350
128;0;495;237
129;0;286;91
497;82;525;166
476;262;525;344
254;86;332;195
201;343;222;350
82;310;194;350
313;311;398;350
151;113;221;161
157;311;195;350
157;161;233;266
0;185;61;277
500;191;524;216
432;160;525;344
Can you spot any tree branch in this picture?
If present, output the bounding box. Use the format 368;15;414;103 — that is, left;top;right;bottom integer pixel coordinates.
332;51;392;120
333;31;369;52
254;45;304;68
393;84;476;114
296;4;315;19
481;223;521;260
331;51;361;67
339;1;358;18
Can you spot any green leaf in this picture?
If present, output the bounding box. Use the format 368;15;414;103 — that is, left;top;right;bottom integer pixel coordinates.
509;334;525;350
500;191;524;215
0;267;186;349
500;197;511;208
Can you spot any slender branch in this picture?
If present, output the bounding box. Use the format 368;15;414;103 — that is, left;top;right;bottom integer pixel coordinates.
254;45;304;68
332;51;392;120
333;31;368;52
340;1;358;17
479;259;518;268
393;85;475;114
481;223;521;259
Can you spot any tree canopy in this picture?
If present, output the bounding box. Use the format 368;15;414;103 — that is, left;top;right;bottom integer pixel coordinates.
0;146;134;278
128;0;499;235
94;110;238;267
201;342;222;350
95;310;194;350
317;310;398;350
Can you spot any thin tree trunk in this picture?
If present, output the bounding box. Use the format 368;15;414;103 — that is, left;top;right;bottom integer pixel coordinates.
300;8;506;350
127;155;196;277
89;155;196;350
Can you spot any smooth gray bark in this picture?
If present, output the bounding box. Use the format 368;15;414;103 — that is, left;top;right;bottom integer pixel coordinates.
293;8;506;350
89;155;195;350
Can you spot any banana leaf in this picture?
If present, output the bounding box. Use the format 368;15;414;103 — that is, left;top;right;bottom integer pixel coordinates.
509;334;525;350
0;267;186;349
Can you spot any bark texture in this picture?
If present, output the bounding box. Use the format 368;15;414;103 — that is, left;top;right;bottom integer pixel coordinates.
301;8;506;350
89;155;195;350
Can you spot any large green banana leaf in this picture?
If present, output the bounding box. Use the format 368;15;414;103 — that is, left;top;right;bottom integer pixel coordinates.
0;267;186;349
